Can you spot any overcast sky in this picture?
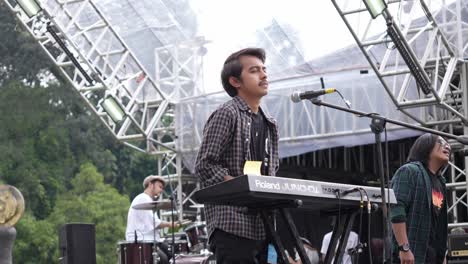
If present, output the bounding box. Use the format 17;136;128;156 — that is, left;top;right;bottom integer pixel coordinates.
191;0;376;92
188;0;451;93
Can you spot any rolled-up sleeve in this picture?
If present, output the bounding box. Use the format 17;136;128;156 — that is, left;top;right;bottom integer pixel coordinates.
195;108;234;187
390;165;415;223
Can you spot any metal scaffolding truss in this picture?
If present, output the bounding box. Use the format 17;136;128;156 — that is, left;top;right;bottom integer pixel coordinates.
2;0;206;219
447;63;468;228
157;152;200;221
331;0;468;126
447;158;468;228
154;40;206;99
2;0;205;156
331;0;468;229
5;0;468;226
176;69;425;169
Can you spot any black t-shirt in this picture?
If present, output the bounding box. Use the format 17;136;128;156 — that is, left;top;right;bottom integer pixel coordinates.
426;170;447;263
250;111;269;175
428;170;445;250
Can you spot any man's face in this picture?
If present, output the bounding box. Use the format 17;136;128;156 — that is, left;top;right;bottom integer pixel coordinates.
430;136;451;164
150;181;164;197
232;55;268;99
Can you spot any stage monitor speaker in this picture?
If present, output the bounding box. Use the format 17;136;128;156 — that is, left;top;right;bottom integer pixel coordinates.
448;233;468;258
59;223;96;264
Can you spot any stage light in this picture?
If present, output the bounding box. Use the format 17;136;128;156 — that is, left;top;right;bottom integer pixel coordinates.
15;0;42;17
362;0;387;19
362;0;431;94
101;95;126;123
386;24;432;94
46;25;95;85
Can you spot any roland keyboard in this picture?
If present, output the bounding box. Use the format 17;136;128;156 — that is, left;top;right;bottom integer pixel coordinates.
194;175;396;211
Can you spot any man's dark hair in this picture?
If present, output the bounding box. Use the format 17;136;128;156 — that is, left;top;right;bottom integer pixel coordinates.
220;48;266;97
407;133;439;166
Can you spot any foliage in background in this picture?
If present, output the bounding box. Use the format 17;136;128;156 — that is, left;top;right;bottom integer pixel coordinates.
14;163;130;263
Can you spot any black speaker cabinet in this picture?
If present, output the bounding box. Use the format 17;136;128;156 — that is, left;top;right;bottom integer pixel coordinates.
59;223;96;264
448;233;468;258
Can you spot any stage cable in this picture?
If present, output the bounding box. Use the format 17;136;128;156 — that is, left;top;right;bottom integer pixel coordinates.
359;187;373;264
356;188;364;264
336;90;351;109
320;76;351;109
334;189;342;247
336;188;367;263
384;127;392;264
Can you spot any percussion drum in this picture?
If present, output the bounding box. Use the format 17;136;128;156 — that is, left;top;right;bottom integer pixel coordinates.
184;223;208;252
173;239;189;254
174;253;214;264
117;241;155;264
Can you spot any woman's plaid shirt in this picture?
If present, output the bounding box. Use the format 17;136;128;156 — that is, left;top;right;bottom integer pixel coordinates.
195;96;279;241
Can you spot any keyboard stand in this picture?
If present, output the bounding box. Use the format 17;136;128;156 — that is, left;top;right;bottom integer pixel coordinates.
260;209;289;264
323;209;359;264
280;208;312;264
254;199;312;264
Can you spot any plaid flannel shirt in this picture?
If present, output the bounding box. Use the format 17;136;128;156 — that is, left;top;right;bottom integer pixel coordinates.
195;95;279;241
390;161;447;264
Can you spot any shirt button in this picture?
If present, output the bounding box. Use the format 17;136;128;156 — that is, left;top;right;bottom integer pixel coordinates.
247;122;251;126
246;139;249;142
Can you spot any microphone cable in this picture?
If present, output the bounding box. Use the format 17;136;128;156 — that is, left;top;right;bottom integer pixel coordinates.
355;188;365;264
336;187;365;264
335;89;352;109
359;187;373;264
333;188;342;256
384;126;392;264
319;77;350;109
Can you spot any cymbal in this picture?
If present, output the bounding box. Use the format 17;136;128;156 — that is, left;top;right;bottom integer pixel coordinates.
160;209;181;216
189;204;204;209
132;200;174;210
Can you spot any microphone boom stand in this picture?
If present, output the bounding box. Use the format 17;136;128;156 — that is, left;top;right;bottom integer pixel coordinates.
309;97;466;262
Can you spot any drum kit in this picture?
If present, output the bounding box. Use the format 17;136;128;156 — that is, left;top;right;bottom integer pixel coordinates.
117;201;213;264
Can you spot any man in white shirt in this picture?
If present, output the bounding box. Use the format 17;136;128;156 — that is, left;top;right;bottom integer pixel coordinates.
125;175;179;262
320;230;359;264
287;237;320;264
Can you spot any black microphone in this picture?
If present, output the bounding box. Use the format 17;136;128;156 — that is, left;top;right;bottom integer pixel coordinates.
320;77;325;89
290;88;336;102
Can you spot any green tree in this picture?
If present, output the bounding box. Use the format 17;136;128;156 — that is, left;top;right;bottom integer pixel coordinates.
13;213;57;264
0;81;127;219
44;163;130;263
112;147;158;197
0;81;68;218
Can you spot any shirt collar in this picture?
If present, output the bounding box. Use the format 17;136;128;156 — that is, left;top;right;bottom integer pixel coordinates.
233;95;276;124
233;95;250;111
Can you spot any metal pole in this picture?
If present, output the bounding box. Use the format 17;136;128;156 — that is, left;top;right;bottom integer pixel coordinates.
461;63;468;216
176;154;183;220
370;118;389;261
0;227;16;264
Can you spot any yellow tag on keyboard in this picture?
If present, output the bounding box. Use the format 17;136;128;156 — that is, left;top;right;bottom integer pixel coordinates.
243;161;262;175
